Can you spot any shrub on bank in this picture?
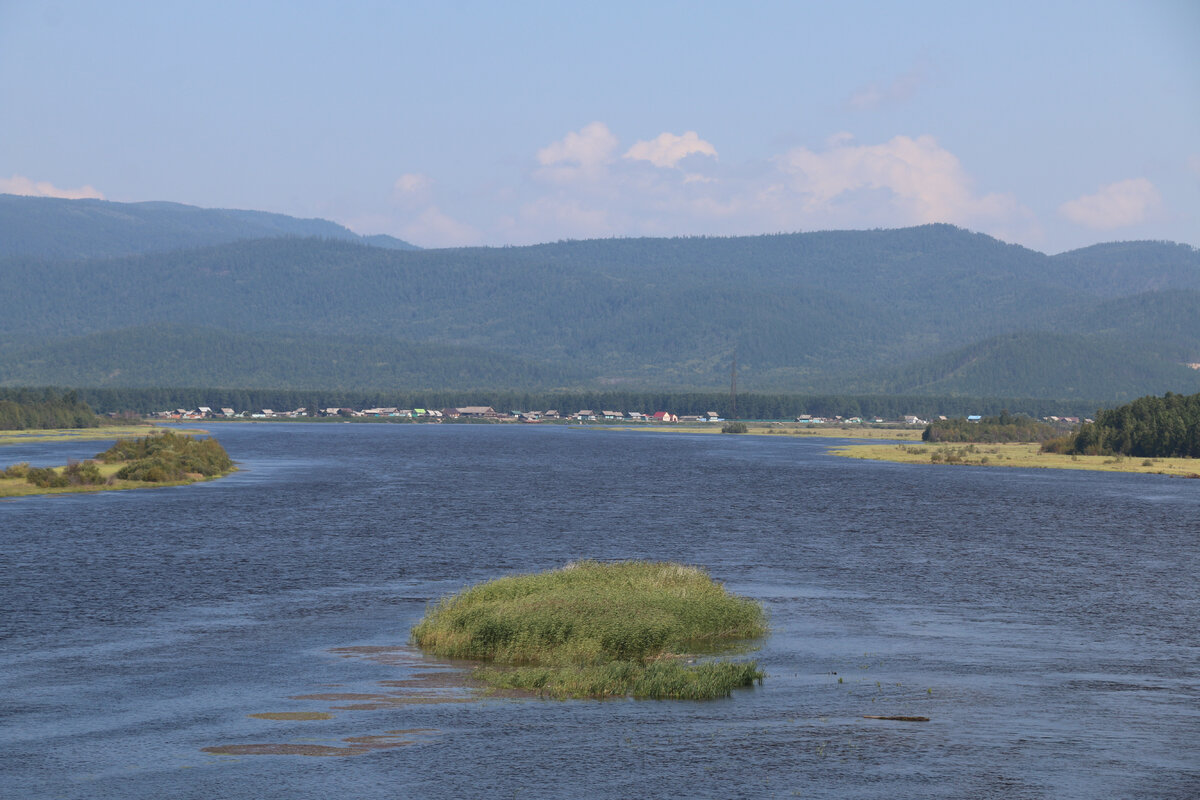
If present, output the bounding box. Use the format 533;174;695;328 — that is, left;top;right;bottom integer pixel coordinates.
98;430;233;482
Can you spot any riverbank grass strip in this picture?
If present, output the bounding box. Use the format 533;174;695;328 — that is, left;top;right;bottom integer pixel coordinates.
411;560;766;700
831;442;1200;478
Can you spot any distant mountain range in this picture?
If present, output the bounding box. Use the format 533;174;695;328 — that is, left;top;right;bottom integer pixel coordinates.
1;194;1198;403
0;194;418;260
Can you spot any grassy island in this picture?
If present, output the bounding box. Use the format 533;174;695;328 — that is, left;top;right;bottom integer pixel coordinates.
411;560;766;700
0;430;235;498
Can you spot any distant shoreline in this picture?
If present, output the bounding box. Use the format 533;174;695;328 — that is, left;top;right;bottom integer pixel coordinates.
830;441;1200;478
0;424;167;447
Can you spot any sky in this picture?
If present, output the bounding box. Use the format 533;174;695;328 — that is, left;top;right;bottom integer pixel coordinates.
1;0;1197;252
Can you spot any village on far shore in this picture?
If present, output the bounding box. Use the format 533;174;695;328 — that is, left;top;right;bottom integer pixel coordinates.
150;405;1091;427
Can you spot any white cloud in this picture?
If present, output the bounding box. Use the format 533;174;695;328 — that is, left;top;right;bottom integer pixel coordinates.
399;207;482;248
848;63;927;111
388;126;1037;249
0;174;104;200
535;122;618;181
394;173;432;194
518;196;614;238
624;131;717;169
774;134;1021;225
1059;178;1161;229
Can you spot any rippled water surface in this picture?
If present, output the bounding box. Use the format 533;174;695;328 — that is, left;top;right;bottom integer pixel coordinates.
2;423;1197;798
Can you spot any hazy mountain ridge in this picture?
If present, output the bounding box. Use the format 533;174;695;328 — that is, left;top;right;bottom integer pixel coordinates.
1;195;1198;400
0;194;418;260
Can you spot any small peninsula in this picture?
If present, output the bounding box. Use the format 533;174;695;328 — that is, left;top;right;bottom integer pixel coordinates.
411;560;766;700
1;430;236;498
832;395;1200;478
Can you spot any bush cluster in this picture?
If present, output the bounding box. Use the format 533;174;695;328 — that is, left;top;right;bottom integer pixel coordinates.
97;431;234;482
8;459;107;488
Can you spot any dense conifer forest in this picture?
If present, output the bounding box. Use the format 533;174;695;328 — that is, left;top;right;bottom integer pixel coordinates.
1052;392;1200;458
0;389;99;430
2;195;1198;401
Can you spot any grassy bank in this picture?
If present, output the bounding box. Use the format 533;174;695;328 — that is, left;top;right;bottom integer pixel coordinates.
1;430;235;498
411;560;766;700
603;423;923;440
0;424;162;447
832;441;1200;478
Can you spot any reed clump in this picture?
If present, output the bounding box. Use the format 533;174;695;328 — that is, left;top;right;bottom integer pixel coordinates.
411;560;766;700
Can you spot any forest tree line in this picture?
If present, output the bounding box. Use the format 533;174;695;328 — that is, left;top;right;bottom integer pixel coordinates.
0;389;99;430
32;386;1103;421
922;411;1063;443
1046;391;1200;458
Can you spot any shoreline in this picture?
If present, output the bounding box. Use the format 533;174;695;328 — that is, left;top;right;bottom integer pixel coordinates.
831;441;1200;478
0;424;173;447
0;466;238;499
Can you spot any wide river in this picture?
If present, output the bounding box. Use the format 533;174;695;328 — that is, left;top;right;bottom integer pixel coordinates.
1;423;1197;799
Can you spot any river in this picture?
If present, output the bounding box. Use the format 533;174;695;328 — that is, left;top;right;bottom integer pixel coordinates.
1;423;1197;798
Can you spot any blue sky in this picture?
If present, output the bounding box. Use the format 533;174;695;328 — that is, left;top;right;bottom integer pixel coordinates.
1;0;1197;251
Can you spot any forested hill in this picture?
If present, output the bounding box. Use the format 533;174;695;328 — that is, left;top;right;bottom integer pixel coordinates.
0;194;417;260
1;195;1197;401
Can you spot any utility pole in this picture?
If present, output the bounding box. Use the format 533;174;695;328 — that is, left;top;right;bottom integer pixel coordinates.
730;350;738;420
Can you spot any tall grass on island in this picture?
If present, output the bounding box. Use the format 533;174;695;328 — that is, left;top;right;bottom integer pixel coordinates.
411;560;766;700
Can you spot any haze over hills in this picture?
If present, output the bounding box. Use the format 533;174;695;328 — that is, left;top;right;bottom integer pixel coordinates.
0;194;418;260
1;195;1197;402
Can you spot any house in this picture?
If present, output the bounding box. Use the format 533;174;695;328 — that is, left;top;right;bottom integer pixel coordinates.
452;406;496;418
651;411;677;423
599;410;622;420
967;415;982;422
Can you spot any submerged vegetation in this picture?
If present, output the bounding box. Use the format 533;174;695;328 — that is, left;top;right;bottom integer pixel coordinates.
411;560;766;700
1;430;235;497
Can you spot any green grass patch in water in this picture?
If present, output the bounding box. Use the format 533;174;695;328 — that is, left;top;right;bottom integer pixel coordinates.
411;560;766;700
